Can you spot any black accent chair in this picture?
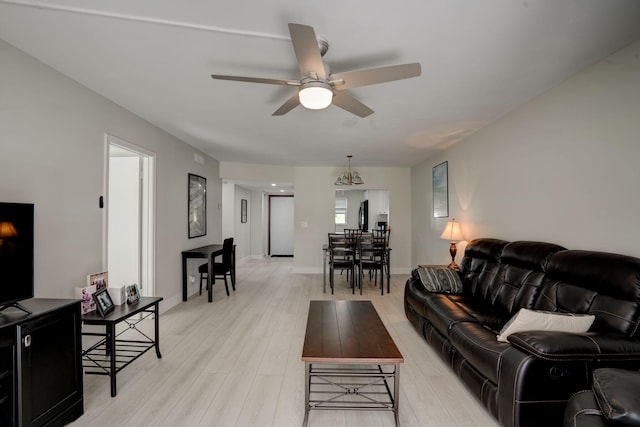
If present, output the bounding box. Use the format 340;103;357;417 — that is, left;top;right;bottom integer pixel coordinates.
199;237;235;297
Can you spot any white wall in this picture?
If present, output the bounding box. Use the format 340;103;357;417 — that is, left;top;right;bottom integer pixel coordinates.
252;191;268;258
412;40;640;266
220;162;294;183
294;166;412;274
222;181;235;239
0;40;222;311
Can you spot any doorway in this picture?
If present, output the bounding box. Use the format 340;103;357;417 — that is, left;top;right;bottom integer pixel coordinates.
269;195;294;256
105;135;155;296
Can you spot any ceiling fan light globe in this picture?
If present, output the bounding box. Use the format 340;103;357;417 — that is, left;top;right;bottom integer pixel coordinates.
299;83;332;110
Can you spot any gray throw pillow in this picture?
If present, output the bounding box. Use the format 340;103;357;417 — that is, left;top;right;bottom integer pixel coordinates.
416;266;463;294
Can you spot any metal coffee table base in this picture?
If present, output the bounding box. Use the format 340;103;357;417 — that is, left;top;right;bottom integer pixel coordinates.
303;362;401;427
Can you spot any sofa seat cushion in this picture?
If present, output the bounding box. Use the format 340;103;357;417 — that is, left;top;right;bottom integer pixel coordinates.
449;321;511;384
422;293;478;337
592;368;640;426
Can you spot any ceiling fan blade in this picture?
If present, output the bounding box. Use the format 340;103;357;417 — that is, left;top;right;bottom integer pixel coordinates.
272;93;300;116
288;23;327;80
330;63;421;90
211;74;300;86
332;91;374;118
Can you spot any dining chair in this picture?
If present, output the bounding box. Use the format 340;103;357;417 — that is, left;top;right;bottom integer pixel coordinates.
358;232;387;295
328;233;357;294
372;227;391;279
198;237;235;297
344;228;362;239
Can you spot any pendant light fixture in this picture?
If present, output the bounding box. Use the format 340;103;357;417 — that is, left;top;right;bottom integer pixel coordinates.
334;155;364;186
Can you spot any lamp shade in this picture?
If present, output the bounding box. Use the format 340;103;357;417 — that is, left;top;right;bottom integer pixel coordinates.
0;221;18;239
299;82;333;110
440;219;464;242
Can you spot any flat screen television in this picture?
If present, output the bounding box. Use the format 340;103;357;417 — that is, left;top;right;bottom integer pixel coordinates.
0;202;34;313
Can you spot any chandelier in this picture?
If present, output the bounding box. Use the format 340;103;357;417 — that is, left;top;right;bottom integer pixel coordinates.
334;155;364;186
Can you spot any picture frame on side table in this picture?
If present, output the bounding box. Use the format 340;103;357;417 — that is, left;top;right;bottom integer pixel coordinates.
188;173;207;238
433;161;449;218
241;199;247;223
93;288;115;317
87;271;108;291
126;283;141;304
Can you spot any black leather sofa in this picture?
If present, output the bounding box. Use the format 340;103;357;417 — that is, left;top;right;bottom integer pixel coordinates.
404;238;640;427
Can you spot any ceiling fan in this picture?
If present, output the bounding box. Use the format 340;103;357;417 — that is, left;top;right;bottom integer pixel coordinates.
211;23;421;118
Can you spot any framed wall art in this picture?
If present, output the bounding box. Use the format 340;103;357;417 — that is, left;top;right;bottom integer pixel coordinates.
241;199;247;223
188;173;207;238
432;161;449;218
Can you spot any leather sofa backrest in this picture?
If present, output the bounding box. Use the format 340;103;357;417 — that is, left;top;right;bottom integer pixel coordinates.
459;238;508;309
494;241;567;317
535;250;640;337
459;239;567;317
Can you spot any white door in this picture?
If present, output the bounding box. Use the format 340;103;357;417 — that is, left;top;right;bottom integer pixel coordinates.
269;195;294;256
105;136;155;296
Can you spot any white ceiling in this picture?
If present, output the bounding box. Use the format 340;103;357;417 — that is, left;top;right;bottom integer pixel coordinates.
1;0;639;169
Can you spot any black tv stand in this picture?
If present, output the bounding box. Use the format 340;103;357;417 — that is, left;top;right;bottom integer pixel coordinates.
0;298;83;426
0;301;33;314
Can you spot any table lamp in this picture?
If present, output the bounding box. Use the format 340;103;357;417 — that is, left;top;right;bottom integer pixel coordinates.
440;218;464;270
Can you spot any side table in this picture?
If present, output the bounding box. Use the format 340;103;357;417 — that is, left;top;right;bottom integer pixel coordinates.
81;296;162;396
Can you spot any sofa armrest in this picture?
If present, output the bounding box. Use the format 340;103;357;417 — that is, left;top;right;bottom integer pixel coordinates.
507;331;640;361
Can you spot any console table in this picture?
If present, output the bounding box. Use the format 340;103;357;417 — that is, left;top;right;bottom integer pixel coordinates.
81;296;162;397
181;244;236;302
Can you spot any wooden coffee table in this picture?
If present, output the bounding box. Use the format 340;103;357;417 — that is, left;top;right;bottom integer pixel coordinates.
302;300;404;426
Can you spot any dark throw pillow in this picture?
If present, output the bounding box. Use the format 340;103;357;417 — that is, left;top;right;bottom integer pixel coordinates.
416;266;463;294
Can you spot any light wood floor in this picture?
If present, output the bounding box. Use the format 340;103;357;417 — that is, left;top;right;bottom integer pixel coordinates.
71;257;499;427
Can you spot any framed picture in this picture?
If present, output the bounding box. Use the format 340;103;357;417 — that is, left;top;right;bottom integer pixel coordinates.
92;288;115;317
188;173;207;238
87;271;108;291
241;199;247;223
432;161;449;218
126;283;141;304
